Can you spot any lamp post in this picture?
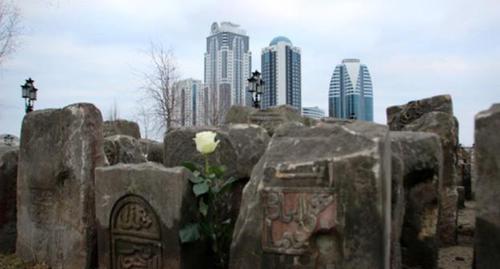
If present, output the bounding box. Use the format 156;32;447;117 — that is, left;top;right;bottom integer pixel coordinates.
247;70;264;109
3;134;14;146
21;78;38;113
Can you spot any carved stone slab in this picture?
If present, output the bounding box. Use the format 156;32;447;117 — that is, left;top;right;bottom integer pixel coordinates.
111;195;162;269
262;188;336;255
230;119;391;269
95;163;200;269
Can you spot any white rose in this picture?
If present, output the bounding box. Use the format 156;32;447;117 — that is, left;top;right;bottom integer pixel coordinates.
193;131;220;155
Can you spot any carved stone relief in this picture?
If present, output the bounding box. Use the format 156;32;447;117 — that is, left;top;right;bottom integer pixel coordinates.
110;195;162;269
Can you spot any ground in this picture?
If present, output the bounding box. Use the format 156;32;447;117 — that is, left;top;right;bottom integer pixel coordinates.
438;201;475;269
1;201;476;268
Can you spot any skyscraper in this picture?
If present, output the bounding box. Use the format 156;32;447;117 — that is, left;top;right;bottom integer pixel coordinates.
302;106;325;120
261;36;301;110
328;59;373;121
204;22;252;123
172;78;203;127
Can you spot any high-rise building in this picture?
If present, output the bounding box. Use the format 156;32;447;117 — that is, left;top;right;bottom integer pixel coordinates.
261;36;301;110
302;106;325;120
204;22;252;123
172;78;203;127
328;59;373;121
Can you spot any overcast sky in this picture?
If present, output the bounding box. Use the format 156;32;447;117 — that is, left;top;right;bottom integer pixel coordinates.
1;0;499;145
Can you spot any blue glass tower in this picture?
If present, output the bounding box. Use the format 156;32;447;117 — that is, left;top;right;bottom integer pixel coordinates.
261;36;301;110
328;59;373;121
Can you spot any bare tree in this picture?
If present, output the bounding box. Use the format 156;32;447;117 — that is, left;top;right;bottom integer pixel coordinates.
140;43;181;135
0;0;20;65
107;99;120;121
207;89;224;126
135;103;153;140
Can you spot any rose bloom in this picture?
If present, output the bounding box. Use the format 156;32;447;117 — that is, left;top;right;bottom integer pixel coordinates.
193;131;220;154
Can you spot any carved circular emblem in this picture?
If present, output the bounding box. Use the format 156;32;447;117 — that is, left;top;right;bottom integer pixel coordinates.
110;195;162;269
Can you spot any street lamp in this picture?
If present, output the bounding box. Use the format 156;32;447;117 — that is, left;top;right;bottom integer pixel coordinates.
247;70;264;109
3;134;14;146
21;78;38;113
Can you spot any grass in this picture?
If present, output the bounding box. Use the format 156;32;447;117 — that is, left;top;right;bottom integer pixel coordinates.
0;254;49;269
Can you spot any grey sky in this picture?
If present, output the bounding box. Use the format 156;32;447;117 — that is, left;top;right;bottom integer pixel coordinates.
1;0;499;145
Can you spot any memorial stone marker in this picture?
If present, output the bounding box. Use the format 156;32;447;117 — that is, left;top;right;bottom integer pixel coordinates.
103;135;147;165
230;119;391;269
390;132;442;269
0;146;18;253
95;163;199;269
474;103;500;268
16;103;104;268
387;95;459;245
103;119;141;139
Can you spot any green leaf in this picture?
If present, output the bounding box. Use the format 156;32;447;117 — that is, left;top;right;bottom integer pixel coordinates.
188;175;203;184
193;182;209;196
199;198;208;217
182;162;198;172
179;223;200;243
220;177;239;193
208;165;226;177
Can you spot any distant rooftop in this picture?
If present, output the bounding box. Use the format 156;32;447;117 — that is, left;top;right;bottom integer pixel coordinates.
269;36;292;46
342;59;360;63
211;21;246;35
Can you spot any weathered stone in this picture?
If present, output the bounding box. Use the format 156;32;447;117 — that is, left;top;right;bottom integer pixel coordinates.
457;146;472;200
389;135;405;269
103;135;146;165
230;119;391;269
387;95;453;129
390;132;442;269
103;119;141;139
224;105;258;124
139;138;164;163
16;103;105;268
0;146;18;253
164;124;270;179
95;163;200;269
471;147;477;200
248;105;303;136
457;186;465;209
387;95;459;245
473;103;500;268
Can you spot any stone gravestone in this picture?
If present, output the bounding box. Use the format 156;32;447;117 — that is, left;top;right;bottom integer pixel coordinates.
103;135;147;165
387;94;459;245
473;103;500;268
230;119;391;269
164;124;270;180
95;163;199;269
390;132;442;269
16;103;105;268
103;119;141;139
248;105;304;136
0;146;18;253
139;138;164;163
